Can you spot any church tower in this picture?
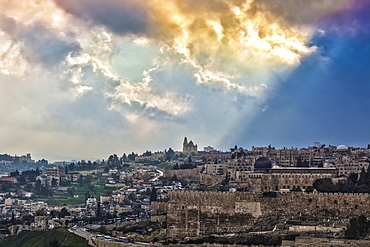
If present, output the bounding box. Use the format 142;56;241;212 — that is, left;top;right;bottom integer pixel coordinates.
182;136;197;153
183;137;188;153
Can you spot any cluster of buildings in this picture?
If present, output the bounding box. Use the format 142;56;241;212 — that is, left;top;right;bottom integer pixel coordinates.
0;137;370;242
202;143;370;192
0;164;186;237
0;153;33;167
101;138;370;194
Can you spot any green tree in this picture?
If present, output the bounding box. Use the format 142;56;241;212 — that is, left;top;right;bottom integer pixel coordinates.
305;186;314;193
66;187;75;197
296;156;303;167
46;239;62;247
88;184;96;193
51;178;58;187
1;182;8;192
84;175;92;185
358;167;370;186
345;215;370;239
59;208;70;218
78;174;83;186
10;170;20;177
121;153;127;162
17;175;26;185
11;212;15;225
97;202;101;218
150;186;158;202
313;178;339;193
128;152;136;161
68;163;75;171
108;154;119;166
85;191;91;201
87;160;92;170
165;148;175;160
348;173;358;184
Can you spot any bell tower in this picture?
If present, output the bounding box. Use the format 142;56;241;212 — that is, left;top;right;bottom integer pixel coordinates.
183;136;188;152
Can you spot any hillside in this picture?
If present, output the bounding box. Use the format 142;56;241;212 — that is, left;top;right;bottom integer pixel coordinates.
0;228;89;247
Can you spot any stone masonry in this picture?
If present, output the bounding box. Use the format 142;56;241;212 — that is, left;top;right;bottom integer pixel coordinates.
152;191;370;239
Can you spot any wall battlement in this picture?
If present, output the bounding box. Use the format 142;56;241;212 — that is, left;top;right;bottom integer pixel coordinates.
155;191;370;238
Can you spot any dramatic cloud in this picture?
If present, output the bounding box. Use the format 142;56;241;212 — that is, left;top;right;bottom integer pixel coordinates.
0;0;357;159
234;0;370;149
55;0;152;35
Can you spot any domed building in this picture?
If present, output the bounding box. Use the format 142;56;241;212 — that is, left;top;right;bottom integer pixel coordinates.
36;173;49;186
230;155;338;192
254;157;272;170
337;145;349;151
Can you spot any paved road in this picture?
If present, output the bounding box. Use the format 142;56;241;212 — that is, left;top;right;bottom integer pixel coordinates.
71;226;155;246
150;169;163;182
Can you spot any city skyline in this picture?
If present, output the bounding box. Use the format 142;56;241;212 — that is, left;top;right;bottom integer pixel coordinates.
13;141;370;163
0;0;369;159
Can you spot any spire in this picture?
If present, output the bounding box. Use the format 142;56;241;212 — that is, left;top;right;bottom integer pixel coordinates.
183;136;188;145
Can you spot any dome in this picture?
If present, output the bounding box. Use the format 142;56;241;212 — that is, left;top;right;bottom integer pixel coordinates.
254;157;272;169
337;145;348;150
40;174;48;179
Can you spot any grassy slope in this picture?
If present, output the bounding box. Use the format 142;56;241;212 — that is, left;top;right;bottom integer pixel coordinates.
45;183;116;206
0;228;89;247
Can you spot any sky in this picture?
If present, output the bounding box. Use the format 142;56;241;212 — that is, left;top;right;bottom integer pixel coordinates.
0;0;369;160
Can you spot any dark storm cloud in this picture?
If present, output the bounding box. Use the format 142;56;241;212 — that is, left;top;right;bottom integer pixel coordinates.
22;24;80;66
0;15;80;66
258;0;351;25
318;0;370;35
54;0;151;35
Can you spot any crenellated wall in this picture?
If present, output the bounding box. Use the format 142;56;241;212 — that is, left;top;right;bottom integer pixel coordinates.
166;191;258;238
156;191;370;239
164;166;203;179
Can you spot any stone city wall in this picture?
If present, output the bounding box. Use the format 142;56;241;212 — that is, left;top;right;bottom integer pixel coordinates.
164;166;203;179
161;191;370;238
257;192;370;218
166;191;257;238
151;201;167;215
167;191;370;218
199;173;225;185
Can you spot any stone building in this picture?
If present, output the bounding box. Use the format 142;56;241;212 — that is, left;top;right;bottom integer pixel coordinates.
338;164;364;176
229;157;338;192
45;167;60;178
267;148;299;166
183;136;198;153
36;174;50;187
206;163;228;176
299;148;312;163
